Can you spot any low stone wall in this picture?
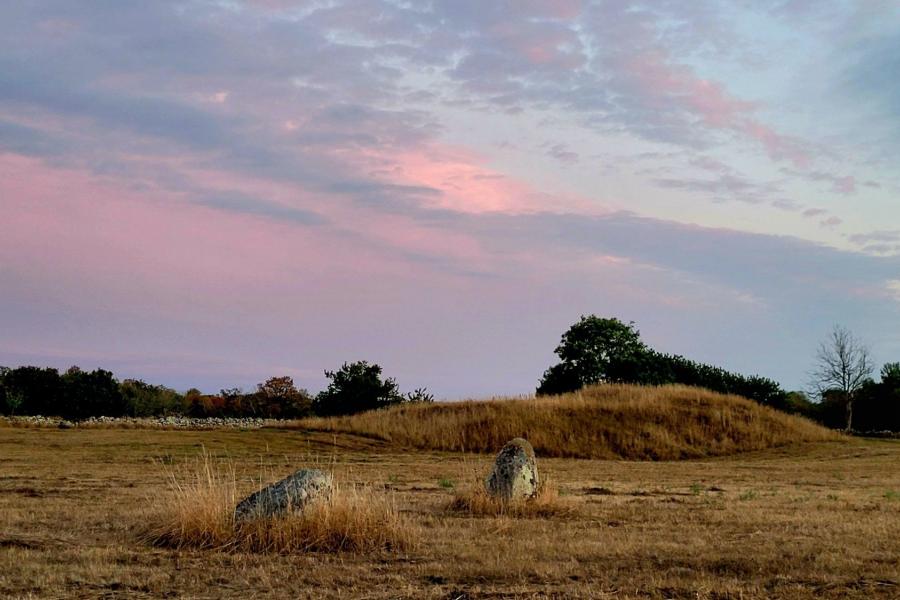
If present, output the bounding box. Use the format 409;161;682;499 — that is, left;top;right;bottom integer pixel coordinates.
851;429;900;439
0;415;282;430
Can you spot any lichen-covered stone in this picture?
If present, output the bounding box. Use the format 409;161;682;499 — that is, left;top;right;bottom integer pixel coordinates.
485;438;539;501
234;469;332;522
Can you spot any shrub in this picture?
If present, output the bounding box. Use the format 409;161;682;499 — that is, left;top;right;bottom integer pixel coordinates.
313;361;405;416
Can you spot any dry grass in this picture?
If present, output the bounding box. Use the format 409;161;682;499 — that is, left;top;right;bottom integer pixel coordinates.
295;384;840;459
448;475;577;518
2;427;898;598
140;454;416;554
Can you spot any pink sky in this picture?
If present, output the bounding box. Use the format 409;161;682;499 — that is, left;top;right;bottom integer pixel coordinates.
1;1;898;396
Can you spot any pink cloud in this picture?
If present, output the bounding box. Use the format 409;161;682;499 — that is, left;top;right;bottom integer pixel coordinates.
612;49;811;167
370;144;597;215
741;121;810;168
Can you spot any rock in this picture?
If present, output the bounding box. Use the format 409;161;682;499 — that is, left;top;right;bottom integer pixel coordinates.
58;420;74;429
485;438;539;501
234;469;333;522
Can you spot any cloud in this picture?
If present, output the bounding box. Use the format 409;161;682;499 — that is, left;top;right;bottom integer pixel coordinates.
782;168;857;195
192;191;327;226
1;1;898;395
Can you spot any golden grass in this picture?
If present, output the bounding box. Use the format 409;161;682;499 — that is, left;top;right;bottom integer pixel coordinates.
295;384;841;459
140;455;416;554
1;427;898;598
448;475;577;518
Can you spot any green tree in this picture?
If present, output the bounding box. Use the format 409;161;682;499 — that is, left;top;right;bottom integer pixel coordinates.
120;379;183;417
1;366;63;415
881;363;900;388
61;366;125;420
314;361;403;416
537;316;647;395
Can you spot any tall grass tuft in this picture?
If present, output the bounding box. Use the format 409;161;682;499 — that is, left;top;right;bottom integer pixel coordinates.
448;475;576;518
293;384;841;460
141;454;416;553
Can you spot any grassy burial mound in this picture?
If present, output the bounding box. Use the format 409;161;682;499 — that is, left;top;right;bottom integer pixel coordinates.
296;384;840;460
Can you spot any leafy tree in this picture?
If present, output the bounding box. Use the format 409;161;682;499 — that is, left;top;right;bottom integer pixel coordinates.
256;376;312;418
784;391;815;417
220;387;247;416
61;366;125;420
537;316;647;395
850;363;900;432
808;325;874;431
0;367;24;415
536;316;787;407
120;379;183;417
314;361;403;416
1;366;63;415
534;362;581;396
881;362;900;389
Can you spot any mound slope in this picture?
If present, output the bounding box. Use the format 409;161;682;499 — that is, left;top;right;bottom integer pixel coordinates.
296;384;840;460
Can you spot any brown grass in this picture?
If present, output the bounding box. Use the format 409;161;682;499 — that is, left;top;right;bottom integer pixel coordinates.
448;475;577;518
140;454;416;554
294;384;840;459
1;427;898;598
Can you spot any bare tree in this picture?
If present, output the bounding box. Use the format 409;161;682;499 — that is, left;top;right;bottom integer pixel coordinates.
809;325;874;431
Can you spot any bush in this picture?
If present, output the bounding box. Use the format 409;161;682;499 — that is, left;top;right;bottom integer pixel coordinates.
313;361;405;416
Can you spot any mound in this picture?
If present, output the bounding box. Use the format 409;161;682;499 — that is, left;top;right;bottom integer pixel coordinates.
295;384;840;460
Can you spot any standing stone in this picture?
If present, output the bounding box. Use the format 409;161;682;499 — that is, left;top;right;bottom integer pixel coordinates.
485;438;539;501
234;469;333;522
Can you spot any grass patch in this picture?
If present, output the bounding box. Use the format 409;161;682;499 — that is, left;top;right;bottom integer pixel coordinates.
140;455;416;554
447;476;576;518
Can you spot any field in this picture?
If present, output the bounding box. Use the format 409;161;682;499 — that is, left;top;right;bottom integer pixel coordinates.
1;423;899;599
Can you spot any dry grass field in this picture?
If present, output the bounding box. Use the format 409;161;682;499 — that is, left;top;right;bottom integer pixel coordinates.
1;388;898;599
1;427;898;599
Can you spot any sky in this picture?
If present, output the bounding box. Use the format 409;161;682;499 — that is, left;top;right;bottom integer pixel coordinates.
1;0;899;398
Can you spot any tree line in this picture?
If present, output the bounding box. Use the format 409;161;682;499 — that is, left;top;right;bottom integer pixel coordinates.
537;316;900;432
0;361;433;420
2;316;897;432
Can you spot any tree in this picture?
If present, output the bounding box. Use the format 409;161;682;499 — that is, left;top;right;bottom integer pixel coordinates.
809;325;874;431
314;361;403;416
537;316;647;395
881;362;900;389
61;366;125;420
120;379;183;417
256;376;312;418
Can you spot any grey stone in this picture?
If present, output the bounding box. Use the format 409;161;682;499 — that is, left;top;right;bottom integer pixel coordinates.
485;438;539;501
234;469;333;522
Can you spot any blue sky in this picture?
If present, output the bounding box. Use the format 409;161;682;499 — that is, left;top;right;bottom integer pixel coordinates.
1;1;898;396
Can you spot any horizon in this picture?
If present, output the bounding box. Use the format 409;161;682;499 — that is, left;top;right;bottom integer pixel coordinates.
2;1;899;398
